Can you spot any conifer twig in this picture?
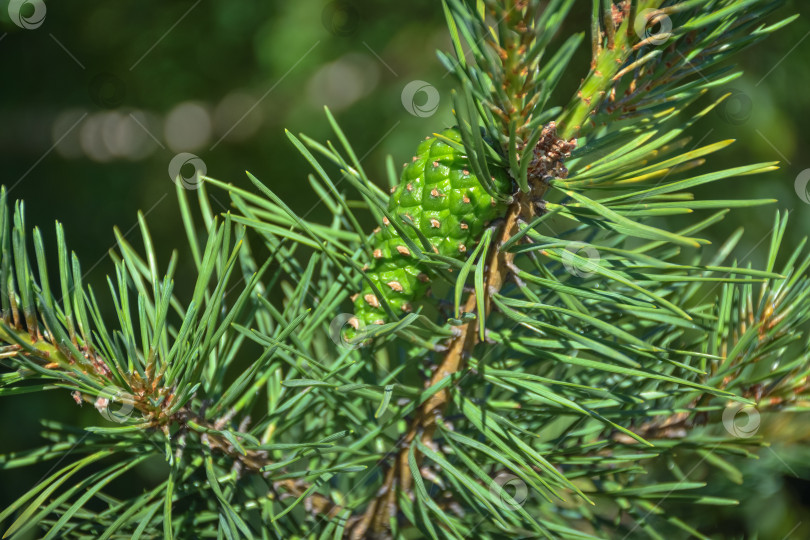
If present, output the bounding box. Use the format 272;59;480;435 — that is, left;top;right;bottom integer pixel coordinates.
558;0;663;139
358;174;553;537
2;320;347;520
356;199;521;538
2;2;805;538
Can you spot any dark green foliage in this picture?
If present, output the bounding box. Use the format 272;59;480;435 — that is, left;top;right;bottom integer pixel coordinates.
1;1;809;539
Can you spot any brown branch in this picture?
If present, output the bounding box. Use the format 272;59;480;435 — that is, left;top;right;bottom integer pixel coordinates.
352;121;576;539
611;410;696;444
189;411;347;520
1;321;347;525
353;190;534;539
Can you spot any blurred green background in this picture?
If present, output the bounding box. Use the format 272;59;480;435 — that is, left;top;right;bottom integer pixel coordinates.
1;0;809;537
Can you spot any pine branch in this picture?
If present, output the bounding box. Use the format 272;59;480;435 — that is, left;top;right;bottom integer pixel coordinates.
2;1;808;538
354;1;800;536
356;197;522;537
558;0;662;138
560;0;792;139
0;184;354;537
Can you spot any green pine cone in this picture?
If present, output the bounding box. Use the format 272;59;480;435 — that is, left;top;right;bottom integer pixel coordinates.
348;128;512;338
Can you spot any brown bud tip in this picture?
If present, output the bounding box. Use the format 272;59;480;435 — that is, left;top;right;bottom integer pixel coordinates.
382;216;390;225
430;219;441;228
387;281;403;292
462;169;469;176
389;186;396;194
406;183;413;191
348;317;360;330
462;195;471;204
396;245;411;256
373;249;383;259
350;293;359;302
432;161;439;167
401;303;413;312
460;222;468;230
418;273;430;283
458;243;467;253
372;319;385;325
364;294;380;308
